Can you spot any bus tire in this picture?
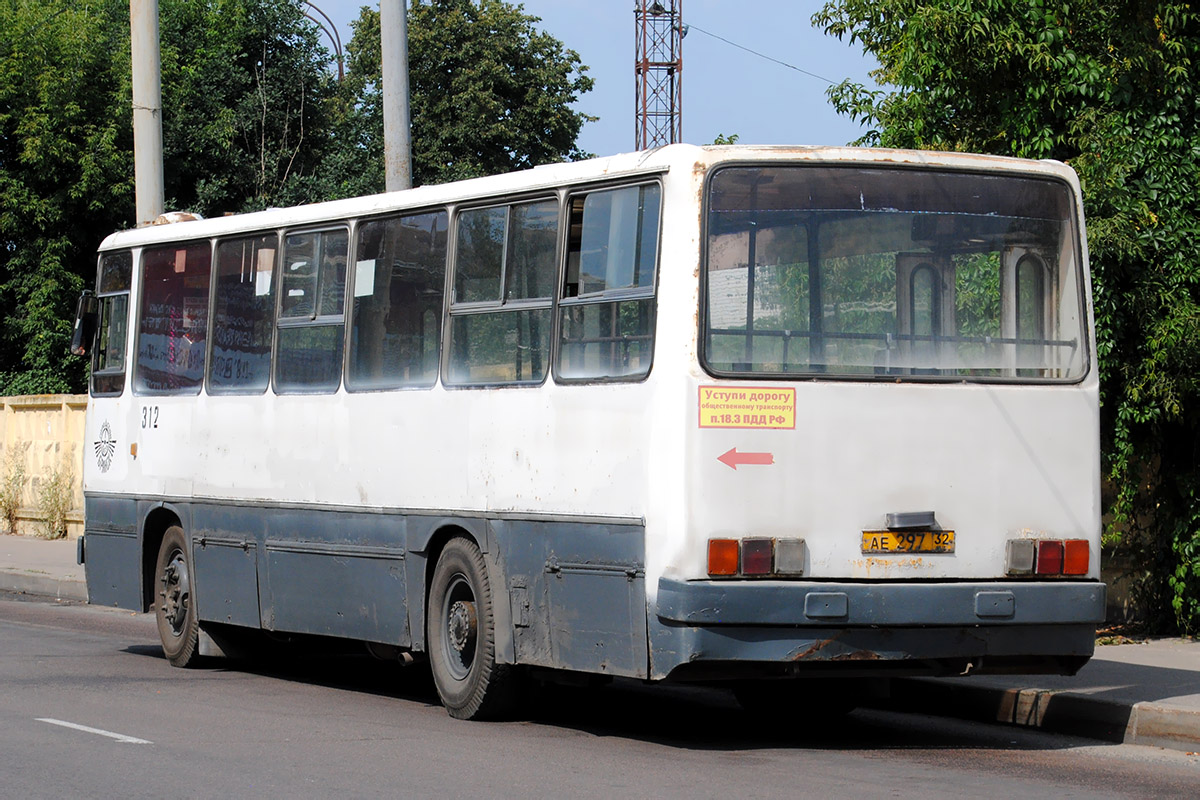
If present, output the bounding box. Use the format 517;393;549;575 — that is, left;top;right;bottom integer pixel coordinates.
154;525;200;667
427;537;516;720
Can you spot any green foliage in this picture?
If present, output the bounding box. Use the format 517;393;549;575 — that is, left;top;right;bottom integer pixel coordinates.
815;0;1200;633
339;0;595;188
954;252;1001;339
1;442;29;534
36;450;73;539
0;0;594;395
157;0;342;213
0;0;130;394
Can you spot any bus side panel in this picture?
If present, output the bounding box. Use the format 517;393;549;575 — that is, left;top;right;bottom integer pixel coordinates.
258;507;408;645
491;520;648;679
646;614;1097;682
82;495;141;610
192;504;263;629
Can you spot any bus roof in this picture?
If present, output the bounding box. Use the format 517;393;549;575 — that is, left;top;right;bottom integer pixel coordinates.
97;144;1078;252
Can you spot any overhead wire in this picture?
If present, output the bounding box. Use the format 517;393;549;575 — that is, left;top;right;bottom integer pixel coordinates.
684;22;837;85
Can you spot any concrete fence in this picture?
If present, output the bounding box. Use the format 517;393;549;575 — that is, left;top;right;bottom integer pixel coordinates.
0;395;87;539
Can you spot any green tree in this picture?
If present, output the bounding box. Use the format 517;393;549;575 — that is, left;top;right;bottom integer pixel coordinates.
335;0;595;189
814;1;1200;633
157;0;342;213
0;0;132;394
0;0;345;394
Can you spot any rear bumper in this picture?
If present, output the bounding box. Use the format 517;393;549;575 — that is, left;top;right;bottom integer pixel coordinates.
649;578;1105;681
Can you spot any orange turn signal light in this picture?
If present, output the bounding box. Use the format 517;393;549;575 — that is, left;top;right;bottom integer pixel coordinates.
708;539;739;576
1063;539;1090;575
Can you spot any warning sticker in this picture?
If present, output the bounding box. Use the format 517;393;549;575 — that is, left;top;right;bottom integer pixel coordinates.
698;386;796;429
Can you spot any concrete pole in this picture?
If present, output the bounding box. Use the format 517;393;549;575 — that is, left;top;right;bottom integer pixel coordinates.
131;0;165;226
380;0;413;191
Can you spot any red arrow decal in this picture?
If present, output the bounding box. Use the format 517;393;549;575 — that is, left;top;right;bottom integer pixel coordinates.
718;447;775;470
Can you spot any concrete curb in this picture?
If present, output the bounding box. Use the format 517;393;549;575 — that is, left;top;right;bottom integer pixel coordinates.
0;570;87;603
886;677;1200;753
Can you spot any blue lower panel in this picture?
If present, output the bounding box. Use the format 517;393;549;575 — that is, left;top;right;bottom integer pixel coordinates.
84;494;644;671
650;578;1106;680
182;503;410;645
648;619;1097;680
263;542;407;643
83;531;141;609
655;578;1107;626
490;520;647;679
83;495;141;609
193;539;260;628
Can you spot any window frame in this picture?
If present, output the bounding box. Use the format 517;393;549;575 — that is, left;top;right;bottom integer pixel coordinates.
344;206;450;393
90;249;134;398
552;179;663;385
272;224;351;395
131;239;215;397
443;195;561;389
205;231;280;396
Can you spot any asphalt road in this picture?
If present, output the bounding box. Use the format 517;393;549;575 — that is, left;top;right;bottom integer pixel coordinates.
1;594;1197;799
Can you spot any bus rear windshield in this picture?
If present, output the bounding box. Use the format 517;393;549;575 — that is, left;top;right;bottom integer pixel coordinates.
703;166;1087;381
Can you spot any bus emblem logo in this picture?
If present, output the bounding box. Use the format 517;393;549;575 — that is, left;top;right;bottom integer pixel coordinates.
94;421;116;473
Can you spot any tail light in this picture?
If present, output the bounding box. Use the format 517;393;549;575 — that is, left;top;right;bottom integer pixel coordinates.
741;538;774;575
1035;540;1064;575
1063;539;1090;575
707;539;739;576
707;538;806;578
1006;538;1090;577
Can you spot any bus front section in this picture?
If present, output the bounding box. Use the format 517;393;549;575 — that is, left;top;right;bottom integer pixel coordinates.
654;155;1103;687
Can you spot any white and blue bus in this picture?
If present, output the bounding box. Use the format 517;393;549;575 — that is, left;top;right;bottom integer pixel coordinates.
74;144;1105;719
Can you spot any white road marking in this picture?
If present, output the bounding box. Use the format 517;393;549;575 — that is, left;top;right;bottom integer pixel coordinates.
36;718;152;745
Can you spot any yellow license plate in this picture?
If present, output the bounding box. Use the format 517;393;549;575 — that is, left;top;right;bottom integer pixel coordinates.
861;530;955;554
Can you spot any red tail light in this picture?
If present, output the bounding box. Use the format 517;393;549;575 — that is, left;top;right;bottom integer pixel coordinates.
741;538;774;575
1035;540;1064;575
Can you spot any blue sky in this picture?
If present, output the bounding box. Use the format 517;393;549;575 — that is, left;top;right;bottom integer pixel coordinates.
310;1;880;157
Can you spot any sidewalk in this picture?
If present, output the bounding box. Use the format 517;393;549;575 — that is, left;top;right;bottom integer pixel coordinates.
0;533;85;602
1;532;1197;751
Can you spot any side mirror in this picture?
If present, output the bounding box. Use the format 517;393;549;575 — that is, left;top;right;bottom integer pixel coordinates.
70;291;99;357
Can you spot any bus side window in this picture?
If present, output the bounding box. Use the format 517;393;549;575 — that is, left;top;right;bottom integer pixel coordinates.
134;242;212;395
275;228;348;394
209;234;277;394
556;183;660;382
446;199;557;385
92;250;133;396
347;210;448;391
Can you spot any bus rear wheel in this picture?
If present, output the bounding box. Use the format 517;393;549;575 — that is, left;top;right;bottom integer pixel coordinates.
427;538;516;720
154;525;200;667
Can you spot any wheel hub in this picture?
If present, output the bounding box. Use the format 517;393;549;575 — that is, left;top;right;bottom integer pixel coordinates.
447;599;477;653
159;552;190;635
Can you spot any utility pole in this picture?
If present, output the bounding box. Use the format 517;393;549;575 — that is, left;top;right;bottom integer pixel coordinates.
634;0;684;150
381;0;413;191
130;0;164;226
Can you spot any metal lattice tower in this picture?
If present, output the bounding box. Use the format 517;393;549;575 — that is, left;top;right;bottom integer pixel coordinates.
634;1;683;150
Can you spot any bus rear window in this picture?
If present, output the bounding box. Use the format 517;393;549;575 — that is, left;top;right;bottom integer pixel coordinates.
703;166;1087;381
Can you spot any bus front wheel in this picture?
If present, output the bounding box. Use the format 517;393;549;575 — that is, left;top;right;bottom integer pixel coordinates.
154;525;200;667
427;538;516;720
